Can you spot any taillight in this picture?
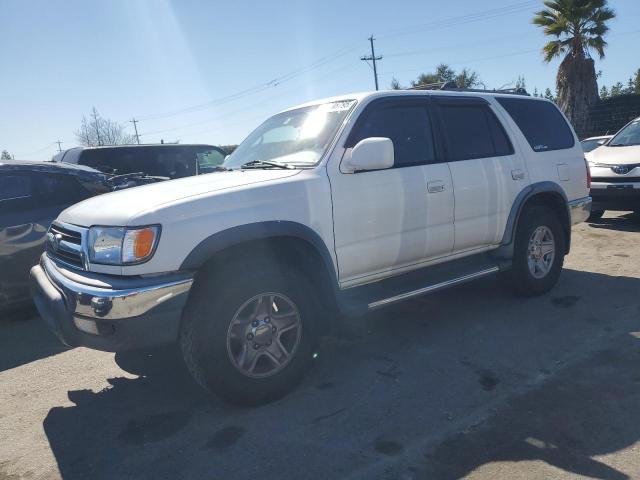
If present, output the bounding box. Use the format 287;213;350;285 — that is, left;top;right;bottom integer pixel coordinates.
584;158;591;189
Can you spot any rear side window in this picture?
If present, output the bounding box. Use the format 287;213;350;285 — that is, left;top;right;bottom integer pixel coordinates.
497;98;574;152
350;104;436;168
0;175;32;201
439;104;513;161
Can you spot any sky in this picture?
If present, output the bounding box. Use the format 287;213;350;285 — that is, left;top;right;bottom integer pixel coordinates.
1;0;639;161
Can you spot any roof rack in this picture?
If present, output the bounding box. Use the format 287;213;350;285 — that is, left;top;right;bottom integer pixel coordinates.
408;81;529;96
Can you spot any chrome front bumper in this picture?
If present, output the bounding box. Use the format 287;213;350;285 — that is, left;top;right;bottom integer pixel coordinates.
568;196;592;225
30;254;193;351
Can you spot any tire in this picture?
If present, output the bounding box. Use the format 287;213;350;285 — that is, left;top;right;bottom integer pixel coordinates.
179;256;318;406
503;206;565;297
588;209;604;221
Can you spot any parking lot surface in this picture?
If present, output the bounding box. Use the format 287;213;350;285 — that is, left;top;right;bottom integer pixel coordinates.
1;212;639;480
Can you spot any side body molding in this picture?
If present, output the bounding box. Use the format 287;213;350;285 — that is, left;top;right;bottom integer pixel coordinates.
179;221;338;284
494;181;571;259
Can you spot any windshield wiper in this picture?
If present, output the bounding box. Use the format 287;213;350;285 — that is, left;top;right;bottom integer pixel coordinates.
240;160;295;170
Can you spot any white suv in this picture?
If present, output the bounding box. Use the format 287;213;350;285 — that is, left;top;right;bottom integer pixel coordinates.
585;117;640;218
31;90;591;404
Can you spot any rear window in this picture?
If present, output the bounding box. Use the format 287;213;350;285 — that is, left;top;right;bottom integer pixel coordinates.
439;104;513;161
497;98;574;152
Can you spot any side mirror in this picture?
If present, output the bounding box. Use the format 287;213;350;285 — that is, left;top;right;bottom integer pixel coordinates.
343;137;394;173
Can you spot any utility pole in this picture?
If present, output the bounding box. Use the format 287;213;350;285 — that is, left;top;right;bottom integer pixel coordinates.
130;118;141;144
361;35;382;91
56;140;63;152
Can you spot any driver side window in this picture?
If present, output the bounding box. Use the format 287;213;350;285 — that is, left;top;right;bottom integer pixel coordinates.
349;102;437;168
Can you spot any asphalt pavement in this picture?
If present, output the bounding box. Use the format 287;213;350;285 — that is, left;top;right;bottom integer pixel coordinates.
1;211;639;480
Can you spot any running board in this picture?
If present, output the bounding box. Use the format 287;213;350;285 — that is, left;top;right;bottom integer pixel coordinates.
367;266;500;310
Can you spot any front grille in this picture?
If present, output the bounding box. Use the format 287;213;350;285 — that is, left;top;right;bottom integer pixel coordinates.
46;223;85;269
592;177;640;184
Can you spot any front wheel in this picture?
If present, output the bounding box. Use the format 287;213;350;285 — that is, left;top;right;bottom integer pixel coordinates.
179;258;318;405
503;206;565;296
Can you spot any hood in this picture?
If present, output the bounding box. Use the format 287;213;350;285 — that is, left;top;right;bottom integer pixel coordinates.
59;169;301;227
586;144;640;165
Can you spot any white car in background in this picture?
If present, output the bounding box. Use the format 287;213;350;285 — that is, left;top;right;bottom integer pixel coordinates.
586;117;640;219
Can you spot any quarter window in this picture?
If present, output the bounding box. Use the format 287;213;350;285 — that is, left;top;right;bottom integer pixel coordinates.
497;98;575;152
438;104;513;161
350;104;436;167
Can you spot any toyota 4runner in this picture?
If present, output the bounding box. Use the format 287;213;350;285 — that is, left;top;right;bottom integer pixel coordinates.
31;90;591;404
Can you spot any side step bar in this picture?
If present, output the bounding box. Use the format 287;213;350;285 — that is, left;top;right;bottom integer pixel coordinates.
367;266;500;310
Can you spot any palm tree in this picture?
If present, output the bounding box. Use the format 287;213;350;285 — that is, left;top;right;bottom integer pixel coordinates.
533;0;615;133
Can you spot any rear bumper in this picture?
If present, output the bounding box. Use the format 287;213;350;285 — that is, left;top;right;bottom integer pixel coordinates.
590;182;640;211
30;254;193;352
568;196;592;225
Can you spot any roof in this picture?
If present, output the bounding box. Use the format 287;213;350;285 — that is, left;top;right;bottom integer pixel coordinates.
62;143;220;153
282;89;550;113
0;159;104;176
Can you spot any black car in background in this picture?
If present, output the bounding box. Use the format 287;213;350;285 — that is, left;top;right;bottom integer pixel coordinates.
52;143;227;179
0;160;149;311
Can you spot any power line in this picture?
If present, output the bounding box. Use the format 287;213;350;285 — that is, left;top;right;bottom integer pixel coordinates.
361;35;382;91
378;1;539;40
135;45;358;122
140;61;359;138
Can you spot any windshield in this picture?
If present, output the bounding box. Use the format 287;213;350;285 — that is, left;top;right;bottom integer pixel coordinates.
609;119;640;147
223;100;356;169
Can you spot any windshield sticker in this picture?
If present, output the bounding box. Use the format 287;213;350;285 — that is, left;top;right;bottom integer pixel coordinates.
319;100;356;113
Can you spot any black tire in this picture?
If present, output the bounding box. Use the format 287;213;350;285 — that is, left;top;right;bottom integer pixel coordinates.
502;206;565;297
179;256;318;406
588;209;605;221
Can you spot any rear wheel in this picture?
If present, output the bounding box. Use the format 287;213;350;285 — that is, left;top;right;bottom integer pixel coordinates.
180;257;318;405
503;206;565;296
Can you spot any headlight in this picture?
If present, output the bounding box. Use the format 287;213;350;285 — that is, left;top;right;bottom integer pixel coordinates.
88;225;160;265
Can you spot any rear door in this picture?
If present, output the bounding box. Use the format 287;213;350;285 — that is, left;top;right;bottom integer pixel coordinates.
434;96;528;252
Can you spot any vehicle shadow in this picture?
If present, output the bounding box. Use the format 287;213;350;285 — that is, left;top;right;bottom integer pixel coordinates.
588;211;640;233
0;306;68;372
41;268;640;480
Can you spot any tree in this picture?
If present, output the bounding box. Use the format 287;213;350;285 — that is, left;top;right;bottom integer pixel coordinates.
390;77;402;90
75;107;135;147
633;69;640;94
599;85;609;99
544;88;556;102
610;82;624;97
533;0;615;132
410;63;480;89
1;150;11;160
515;75;527;91
626;77;634;95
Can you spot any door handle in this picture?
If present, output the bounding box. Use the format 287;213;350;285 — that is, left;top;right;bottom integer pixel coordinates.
427;181;445;193
511;169;525;181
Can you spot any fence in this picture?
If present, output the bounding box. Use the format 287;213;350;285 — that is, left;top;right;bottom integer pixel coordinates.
574;93;640;139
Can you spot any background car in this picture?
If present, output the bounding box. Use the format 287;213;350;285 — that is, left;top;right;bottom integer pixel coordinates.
585;117;640;219
52;144;227;179
580;135;613;152
0;160;158;312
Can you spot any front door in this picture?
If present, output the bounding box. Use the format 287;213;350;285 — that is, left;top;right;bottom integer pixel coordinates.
329;97;454;287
